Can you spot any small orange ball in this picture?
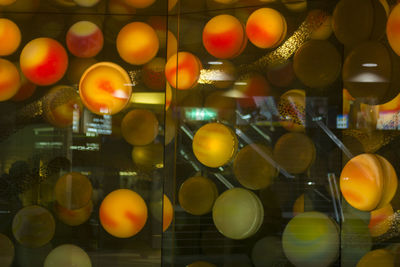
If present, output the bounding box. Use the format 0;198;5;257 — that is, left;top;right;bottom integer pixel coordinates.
99;189;148;238
0;18;21;56
116;22;159;65
165;52;202;90
121;109;159;146
246;8;287;49
79;62;132;115
387;4;400;56
66;21;104;58
20;38;68;86
202;14;247;59
0;59;20;101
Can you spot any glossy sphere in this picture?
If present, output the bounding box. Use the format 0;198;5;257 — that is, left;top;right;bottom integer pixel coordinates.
12;205;55;248
0;59;20;101
55;172;93;210
192;122;238;168
278;89;306;132
132;143;163;170
99;189;148;238
273;132;315;174
0;18;21;56
0;233;14;267
44;244;91;267
79;62;132;115
117;22;159;65
233;144;277;190
142;57;166;90
124;0;155;8
246;8;287;49
213;188;264;239
55;201;93;226
202;14;246;59
179;176;218;215
20;38;68;86
294;40;341;88
357;249;395;267
165;52;202;90
340;154;398;211
368;204;394;237
387;4;400;56
43;85;82;128
188;262;216;267
282;212;339;267
234;73;270;109
66;21;103;58
121;109;159;146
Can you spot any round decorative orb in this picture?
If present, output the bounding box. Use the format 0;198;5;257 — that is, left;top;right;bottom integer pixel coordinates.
0;233;14;267
233;144;277;190
343;41;392;105
0;0;16;5
99;189;148;238
116;22;159;65
208;60;237;89
368;203;393;237
192;122;238;168
246;8;287;49
234;73;270;109
54;200;93;226
204;91;236;123
66;21;103;58
132;143;163;170
333;0;387;47
66;57;97;84
123;0;155;8
278;89;306;132
273;132;316;174
73;0;100;7
357;249;395;267
251;236;286;267
54;172;93;210
178;176;218;216
0;59;20;101
43;85;82;128
20;38;68;86
188;261;216;267
44;244;91;267
311;15;333;40
12;205;55;248
202;14;247;59
0;18;21;56
282;211;339;267
212;188;264;240
12;67;36;102
142;57;166;90
121;109;159;146
294;40;341;88
282;0;307;12
79;62;132;115
387;4;400;56
340;153;397;211
165;52;202;90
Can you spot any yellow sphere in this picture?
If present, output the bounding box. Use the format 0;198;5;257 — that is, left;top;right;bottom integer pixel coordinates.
192;122;238;168
357;249;395;267
99;189;148;238
121;109;159;146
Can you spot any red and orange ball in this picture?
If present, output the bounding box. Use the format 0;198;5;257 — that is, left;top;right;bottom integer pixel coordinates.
202;14;247;59
20;37;68;86
165;52;202;90
0;18;21;56
66;21;104;58
116;22;159;65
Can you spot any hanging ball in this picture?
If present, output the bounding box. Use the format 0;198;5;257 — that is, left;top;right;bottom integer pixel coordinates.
0;18;21;56
66;21;104;58
165;52;202;90
121;109;159;146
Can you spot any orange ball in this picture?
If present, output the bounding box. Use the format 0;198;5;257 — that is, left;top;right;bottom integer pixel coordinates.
192;122;238;168
123;0;155;8
0;59;20;101
142;57;166;90
165;52;202;90
340;154;398;211
246;8;287;49
162;194;173;232
99;189;148;238
202;14;247;59
66;21;104;58
387;4;400;56
79;62;132;115
121;109;159;146
20;38;68;86
116;22;159;65
0;18;21;56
